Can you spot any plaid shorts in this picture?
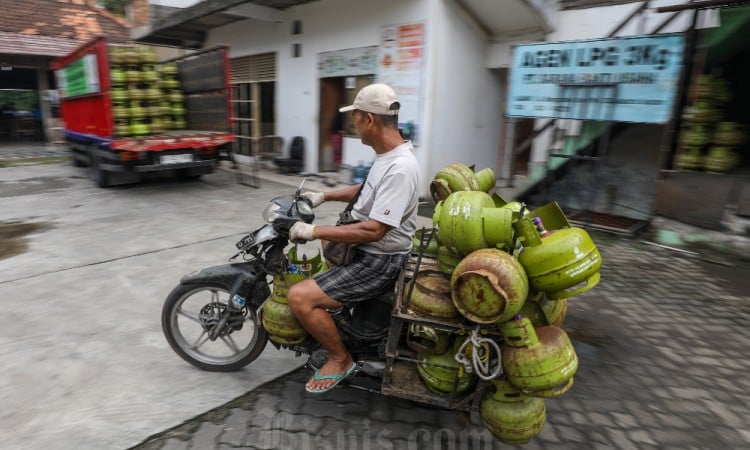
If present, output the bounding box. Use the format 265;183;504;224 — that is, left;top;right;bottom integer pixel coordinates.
315;249;409;304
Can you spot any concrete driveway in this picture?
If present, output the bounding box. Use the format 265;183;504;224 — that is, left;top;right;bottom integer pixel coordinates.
0;162;340;449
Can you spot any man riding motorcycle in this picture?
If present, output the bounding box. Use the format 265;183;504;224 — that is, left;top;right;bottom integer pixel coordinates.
287;83;422;394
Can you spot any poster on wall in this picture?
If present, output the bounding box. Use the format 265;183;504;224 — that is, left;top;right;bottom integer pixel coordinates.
318;46;378;78
378;22;425;143
507;34;684;123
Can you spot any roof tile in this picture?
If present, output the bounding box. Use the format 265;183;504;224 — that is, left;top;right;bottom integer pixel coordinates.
0;0;129;45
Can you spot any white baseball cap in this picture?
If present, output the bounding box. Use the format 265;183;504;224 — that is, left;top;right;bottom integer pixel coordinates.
339;83;400;115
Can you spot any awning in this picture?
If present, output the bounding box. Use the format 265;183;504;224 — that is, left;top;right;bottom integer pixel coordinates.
132;0;317;49
700;6;750;65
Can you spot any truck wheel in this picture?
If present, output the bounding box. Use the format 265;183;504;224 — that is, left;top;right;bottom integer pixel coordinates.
90;150;111;188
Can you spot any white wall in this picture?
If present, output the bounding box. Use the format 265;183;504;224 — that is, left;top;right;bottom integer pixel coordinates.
207;0;431;186
426;0;504;182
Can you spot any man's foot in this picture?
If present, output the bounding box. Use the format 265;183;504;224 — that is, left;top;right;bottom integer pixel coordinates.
305;357;358;394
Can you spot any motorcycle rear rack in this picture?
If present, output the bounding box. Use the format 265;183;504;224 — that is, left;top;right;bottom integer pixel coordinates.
379;240;493;411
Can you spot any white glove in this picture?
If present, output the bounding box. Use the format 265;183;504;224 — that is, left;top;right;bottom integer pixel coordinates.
289;222;316;243
301;191;325;208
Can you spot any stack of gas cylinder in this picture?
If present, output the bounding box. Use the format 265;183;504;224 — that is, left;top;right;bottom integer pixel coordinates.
108;44;186;137
407;162;603;445
678;75;744;173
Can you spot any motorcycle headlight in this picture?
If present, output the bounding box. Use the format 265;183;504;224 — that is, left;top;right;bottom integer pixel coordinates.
296;199;313;217
262;202;282;222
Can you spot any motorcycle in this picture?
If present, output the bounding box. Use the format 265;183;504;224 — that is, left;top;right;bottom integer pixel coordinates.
161;179;394;381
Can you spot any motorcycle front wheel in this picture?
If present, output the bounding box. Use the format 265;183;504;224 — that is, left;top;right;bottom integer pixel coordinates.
162;283;268;371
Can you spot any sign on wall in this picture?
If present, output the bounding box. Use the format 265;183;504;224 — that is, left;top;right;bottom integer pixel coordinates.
56;53;100;98
507;34;685;123
318;46;378;78
378;22;425;142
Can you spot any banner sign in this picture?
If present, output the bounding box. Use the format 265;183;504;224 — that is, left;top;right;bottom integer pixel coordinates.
318;46;378;78
507;34;684;123
378;22;425;143
56;53;100;98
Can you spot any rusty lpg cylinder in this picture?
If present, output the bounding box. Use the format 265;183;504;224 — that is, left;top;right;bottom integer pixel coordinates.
451;249;529;324
429;163;481;202
416;345;476;395
437;245;462;276
408;270;459;321
480;377;546;445
407;324;452;354
499;316;577;395
518;291;568;327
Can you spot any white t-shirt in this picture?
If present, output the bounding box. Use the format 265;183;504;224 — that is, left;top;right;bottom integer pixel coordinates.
350;141;422;254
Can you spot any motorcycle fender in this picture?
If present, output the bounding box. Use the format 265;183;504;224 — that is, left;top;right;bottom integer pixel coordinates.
180;262;270;308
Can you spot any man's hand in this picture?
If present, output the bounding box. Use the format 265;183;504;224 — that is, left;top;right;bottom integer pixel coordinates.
289;222;316;243
301;191;325;208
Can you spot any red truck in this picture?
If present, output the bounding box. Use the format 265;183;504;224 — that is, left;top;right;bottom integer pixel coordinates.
51;37;234;187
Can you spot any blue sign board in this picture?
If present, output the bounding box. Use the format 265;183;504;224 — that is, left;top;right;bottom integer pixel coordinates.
507;34;685;123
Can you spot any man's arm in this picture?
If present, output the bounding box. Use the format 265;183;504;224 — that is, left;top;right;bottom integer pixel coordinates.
322;183;362;203
314;219;390;244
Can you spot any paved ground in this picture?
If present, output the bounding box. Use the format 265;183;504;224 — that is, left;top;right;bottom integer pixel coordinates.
0;159;349;449
127;229;750;450
3;150;750;449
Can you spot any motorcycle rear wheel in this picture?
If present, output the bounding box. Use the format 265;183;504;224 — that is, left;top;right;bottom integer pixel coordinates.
162;283;268;371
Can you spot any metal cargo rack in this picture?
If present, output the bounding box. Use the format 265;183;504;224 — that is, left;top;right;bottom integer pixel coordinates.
380;227;496;411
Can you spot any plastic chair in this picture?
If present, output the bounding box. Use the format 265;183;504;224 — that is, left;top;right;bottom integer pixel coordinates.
274;136;305;174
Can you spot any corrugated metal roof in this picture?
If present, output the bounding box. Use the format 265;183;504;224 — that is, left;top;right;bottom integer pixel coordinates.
0;32;81;57
134;0;317;49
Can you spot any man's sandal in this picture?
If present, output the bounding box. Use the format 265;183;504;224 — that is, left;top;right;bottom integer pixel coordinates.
305;361;358;394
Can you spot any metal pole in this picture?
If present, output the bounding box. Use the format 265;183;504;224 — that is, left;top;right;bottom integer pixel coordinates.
502;117;516;188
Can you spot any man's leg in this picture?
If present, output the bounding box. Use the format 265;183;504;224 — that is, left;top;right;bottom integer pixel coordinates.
287;278;353;392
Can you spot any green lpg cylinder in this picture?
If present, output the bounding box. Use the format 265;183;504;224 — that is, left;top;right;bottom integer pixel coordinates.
518;292;568;327
406;324;452;355
416;346;476;395
500;316;577;396
676;147;703;171
437;245;462;276
412;228;439;257
433;191;516;255
261;249;326;345
451;248;529;324
704;146;739;173
474;167;495;193
430;163;481;202
480;377;546;445
408;270;460;321
515;211;601;300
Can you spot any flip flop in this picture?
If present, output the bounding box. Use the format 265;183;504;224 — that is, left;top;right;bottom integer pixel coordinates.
305;361;358;394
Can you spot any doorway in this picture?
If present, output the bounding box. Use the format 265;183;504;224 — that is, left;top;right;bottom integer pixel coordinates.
319;77;345;172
